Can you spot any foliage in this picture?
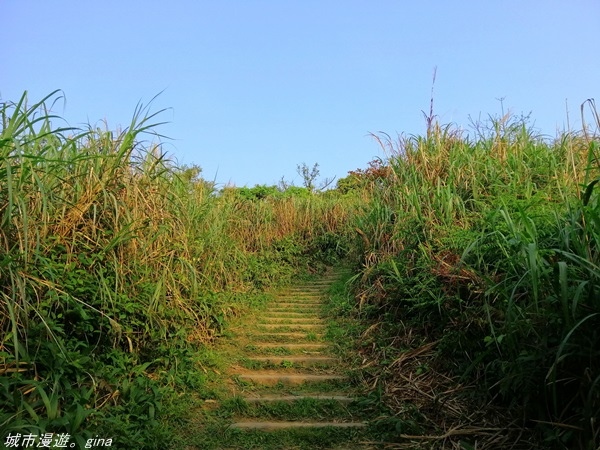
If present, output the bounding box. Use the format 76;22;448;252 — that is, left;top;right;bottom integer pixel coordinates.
296;162;335;192
6;88;598;448
0;91;356;446
336;158;392;194
345;112;600;448
229;184;312;201
297;162;320;191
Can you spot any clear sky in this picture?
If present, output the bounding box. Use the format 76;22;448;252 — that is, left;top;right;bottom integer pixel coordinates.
2;1;598;187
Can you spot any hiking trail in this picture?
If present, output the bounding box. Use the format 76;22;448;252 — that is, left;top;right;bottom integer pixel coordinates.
190;268;382;449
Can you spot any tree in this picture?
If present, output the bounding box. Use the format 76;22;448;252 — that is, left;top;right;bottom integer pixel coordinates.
296;162;335;192
297;162;319;191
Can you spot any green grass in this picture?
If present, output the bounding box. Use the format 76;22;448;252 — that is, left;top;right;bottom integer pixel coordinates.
165;268;386;450
221;397;361;421
4;89;598;448
0;91;357;447
178;423;372;450
341;113;600;448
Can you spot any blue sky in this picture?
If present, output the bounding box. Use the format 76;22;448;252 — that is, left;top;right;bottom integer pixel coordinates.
2;1;598;187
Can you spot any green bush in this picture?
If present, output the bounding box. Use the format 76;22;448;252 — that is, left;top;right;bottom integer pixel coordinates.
345;115;600;447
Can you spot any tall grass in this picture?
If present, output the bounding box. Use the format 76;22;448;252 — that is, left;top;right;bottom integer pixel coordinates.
346;111;600;447
0;91;355;445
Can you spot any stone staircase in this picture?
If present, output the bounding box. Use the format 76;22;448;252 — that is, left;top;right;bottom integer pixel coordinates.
223;271;373;447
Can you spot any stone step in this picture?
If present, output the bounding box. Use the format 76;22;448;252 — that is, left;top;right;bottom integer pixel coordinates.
283;292;327;296
235;372;346;385
262;311;321;317
260;317;321;324
282;291;325;300
230;420;367;431
274;299;323;303
242;394;356;403
261;318;321;322
251;343;329;350
266;310;321;316
246;356;337;365
257;323;325;330
278;298;325;301
247;343;330;355
269;302;323;309
284;291;326;295
266;308;320;314
282;288;321;291
207;272;371;448
251;332;323;340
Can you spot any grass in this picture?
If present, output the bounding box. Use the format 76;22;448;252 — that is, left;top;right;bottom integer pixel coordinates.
250;347;295;356
3;89;599;448
167;269;387;449
220;396;360;421
342;112;600;448
0;91;358;447
177;422;370;450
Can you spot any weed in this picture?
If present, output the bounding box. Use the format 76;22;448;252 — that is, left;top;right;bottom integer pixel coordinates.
0;91;356;446
343;110;600;448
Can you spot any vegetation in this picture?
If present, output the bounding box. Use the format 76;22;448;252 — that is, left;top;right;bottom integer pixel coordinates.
0;91;356;447
342;104;600;448
168;270;384;450
2;90;599;449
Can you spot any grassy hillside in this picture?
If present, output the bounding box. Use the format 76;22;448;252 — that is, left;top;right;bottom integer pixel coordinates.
342;108;600;448
0;91;356;447
2;90;599;449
